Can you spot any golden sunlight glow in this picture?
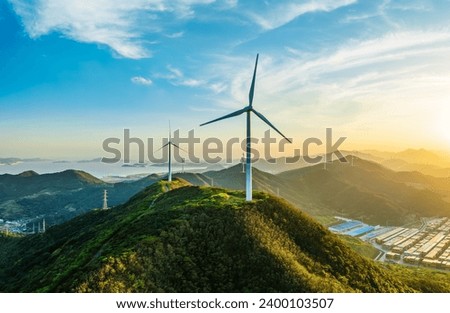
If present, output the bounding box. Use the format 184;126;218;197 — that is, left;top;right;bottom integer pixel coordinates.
435;105;450;146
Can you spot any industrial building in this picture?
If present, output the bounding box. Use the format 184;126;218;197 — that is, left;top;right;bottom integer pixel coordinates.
330;217;450;271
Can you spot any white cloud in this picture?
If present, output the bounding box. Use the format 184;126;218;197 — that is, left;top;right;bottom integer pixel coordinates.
177;78;204;87
223;0;238;8
131;76;153;86
386;0;432;12
8;0;359;59
8;0;217;59
341;12;380;23
156;64;229;92
167;65;184;78
263;31;450;96
247;0;357;30
209;82;227;94
206;30;450;133
166;31;185;38
157;65;206;87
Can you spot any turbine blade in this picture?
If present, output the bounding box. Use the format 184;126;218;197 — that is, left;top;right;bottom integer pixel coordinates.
154;142;170;153
168;120;171;141
171;142;188;153
200;107;249;127
252;109;292;143
248;53;259;107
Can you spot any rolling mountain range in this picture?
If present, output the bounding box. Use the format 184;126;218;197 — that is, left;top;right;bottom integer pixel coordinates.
202;157;450;225
276;157;450;225
1;155;449;227
359;149;450;177
380;158;450;178
0;170;160;225
365;149;450;167
0;179;423;292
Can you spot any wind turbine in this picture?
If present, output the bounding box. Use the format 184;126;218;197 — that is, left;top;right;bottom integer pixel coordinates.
200;54;291;201
181;157;185;173
156;124;186;182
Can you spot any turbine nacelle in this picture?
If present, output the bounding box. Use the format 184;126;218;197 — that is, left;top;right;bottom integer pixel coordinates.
200;106;291;143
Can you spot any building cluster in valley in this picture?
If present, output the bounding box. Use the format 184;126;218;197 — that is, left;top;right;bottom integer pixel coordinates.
330;217;450;270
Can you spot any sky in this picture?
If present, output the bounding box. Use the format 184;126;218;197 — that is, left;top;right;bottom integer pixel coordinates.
1;0;450;160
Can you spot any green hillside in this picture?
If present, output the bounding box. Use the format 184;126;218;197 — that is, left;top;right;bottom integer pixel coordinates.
202;165;322;214
0;178;420;293
0;170;161;225
277;157;450;225
4;155;448;229
201;159;450;225
0;169;104;199
338;235;380;259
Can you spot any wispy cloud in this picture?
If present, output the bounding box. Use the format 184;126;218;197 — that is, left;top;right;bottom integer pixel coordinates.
177;78;204;87
246;0;357;30
301;31;450;77
209;82;227;94
8;0;360;59
386;0;433;12
342;12;380;23
155;64;230;94
156;65;205;87
131;76;153;86
166;31;185;38
8;0;217;59
167;65;183;79
205;30;450;129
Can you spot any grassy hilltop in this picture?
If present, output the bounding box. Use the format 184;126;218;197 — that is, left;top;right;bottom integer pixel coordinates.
0;178;449;292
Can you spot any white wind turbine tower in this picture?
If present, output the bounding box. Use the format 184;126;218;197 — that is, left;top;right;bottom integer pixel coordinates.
156;124;186;182
201;54;291;201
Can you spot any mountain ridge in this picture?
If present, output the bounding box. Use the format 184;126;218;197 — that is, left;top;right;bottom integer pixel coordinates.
2;154;449;227
276;156;450;224
0;179;416;292
200;158;450;225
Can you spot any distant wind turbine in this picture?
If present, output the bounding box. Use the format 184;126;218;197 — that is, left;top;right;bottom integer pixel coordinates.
156;123;186;182
200;54;291;201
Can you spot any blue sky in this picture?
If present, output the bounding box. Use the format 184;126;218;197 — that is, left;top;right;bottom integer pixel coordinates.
1;0;450;159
